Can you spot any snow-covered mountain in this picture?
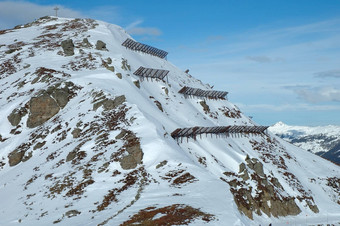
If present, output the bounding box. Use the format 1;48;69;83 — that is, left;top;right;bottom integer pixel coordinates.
270;122;340;165
0;17;339;225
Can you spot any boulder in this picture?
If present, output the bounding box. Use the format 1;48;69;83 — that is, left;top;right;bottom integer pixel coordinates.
7;107;27;126
95;40;106;50
120;155;138;170
27;93;60;128
8;150;25;166
61;39;74;56
66;151;77;162
82;38;92;48
253;161;265;177
103;95;126;111
106;66;115;72
33;141;46;150
71;128;82;138
106;57;112;64
200;101;210;113
93;95;126;111
133;80;140;88
116;73;122;79
51;89;69;108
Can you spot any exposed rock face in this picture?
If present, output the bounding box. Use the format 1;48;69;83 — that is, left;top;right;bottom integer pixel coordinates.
223;157;301;219
95;40;106;50
106;66;115;72
27;93;60;128
61;39;75;56
133;80;140;88
72;128;82;138
82;38;92;48
7;107;28;126
33;141;46;150
121;58;131;71
200;101;210;113
116;130;143;170
116;73;122;79
93;95;126;111
51;89;69;108
26;83;78;128
8;150;25;166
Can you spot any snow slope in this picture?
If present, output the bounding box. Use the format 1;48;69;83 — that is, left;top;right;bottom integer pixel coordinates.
0;17;339;225
270;122;340;164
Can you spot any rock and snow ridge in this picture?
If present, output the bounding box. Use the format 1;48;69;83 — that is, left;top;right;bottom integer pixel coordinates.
0;16;339;225
270;121;340;165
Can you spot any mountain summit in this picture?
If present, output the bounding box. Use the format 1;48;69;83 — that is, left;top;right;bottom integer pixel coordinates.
0;17;339;225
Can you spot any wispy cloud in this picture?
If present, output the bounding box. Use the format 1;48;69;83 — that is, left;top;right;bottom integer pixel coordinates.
314;70;340;78
125;19;161;37
284;85;340;103
245;56;285;63
0;1;83;29
294;86;340;103
237;103;340;112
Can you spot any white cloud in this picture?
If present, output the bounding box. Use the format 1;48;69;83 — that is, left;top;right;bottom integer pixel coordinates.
0;1;83;29
246;56;272;63
294;86;340;103
236;103;340;112
125;19;161;37
315;70;340;78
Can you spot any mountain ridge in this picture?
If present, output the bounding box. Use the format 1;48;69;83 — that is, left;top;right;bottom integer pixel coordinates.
269;121;340;165
0;16;339;225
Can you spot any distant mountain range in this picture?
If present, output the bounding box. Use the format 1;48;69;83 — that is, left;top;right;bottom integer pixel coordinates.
269;122;340;165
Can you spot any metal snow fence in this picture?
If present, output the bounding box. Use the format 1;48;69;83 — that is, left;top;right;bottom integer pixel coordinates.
122;38;168;59
133;66;169;82
178;86;228;100
171;125;269;142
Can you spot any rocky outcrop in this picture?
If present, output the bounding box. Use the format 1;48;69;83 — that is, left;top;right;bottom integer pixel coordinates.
7;107;28;126
93;95;126;111
121;58;131;71
115;130;143;170
116;73;122;79
61;39;75;56
8;150;25;166
95;40;107;50
81;38;92;48
27;92;60;128
200;101;210;113
72;128;82;138
223;156;301;219
27;82;78;128
51;89;69;108
133;80;140;88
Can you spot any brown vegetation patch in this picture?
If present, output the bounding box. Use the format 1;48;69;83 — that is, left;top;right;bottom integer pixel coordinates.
121;204;215;225
0;53;22;78
65;179;94;197
172;172;198;187
33;33;63;50
60;18;98;33
160;169;197;187
326;177;340;204
62;53;98;71
96;167;146;211
219;106;242;119
46;172;76;198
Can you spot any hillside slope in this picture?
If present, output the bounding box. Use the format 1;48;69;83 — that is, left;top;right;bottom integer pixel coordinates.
270;122;340;165
0;17;339;225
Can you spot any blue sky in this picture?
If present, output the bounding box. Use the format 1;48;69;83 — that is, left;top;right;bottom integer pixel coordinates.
1;0;340;126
